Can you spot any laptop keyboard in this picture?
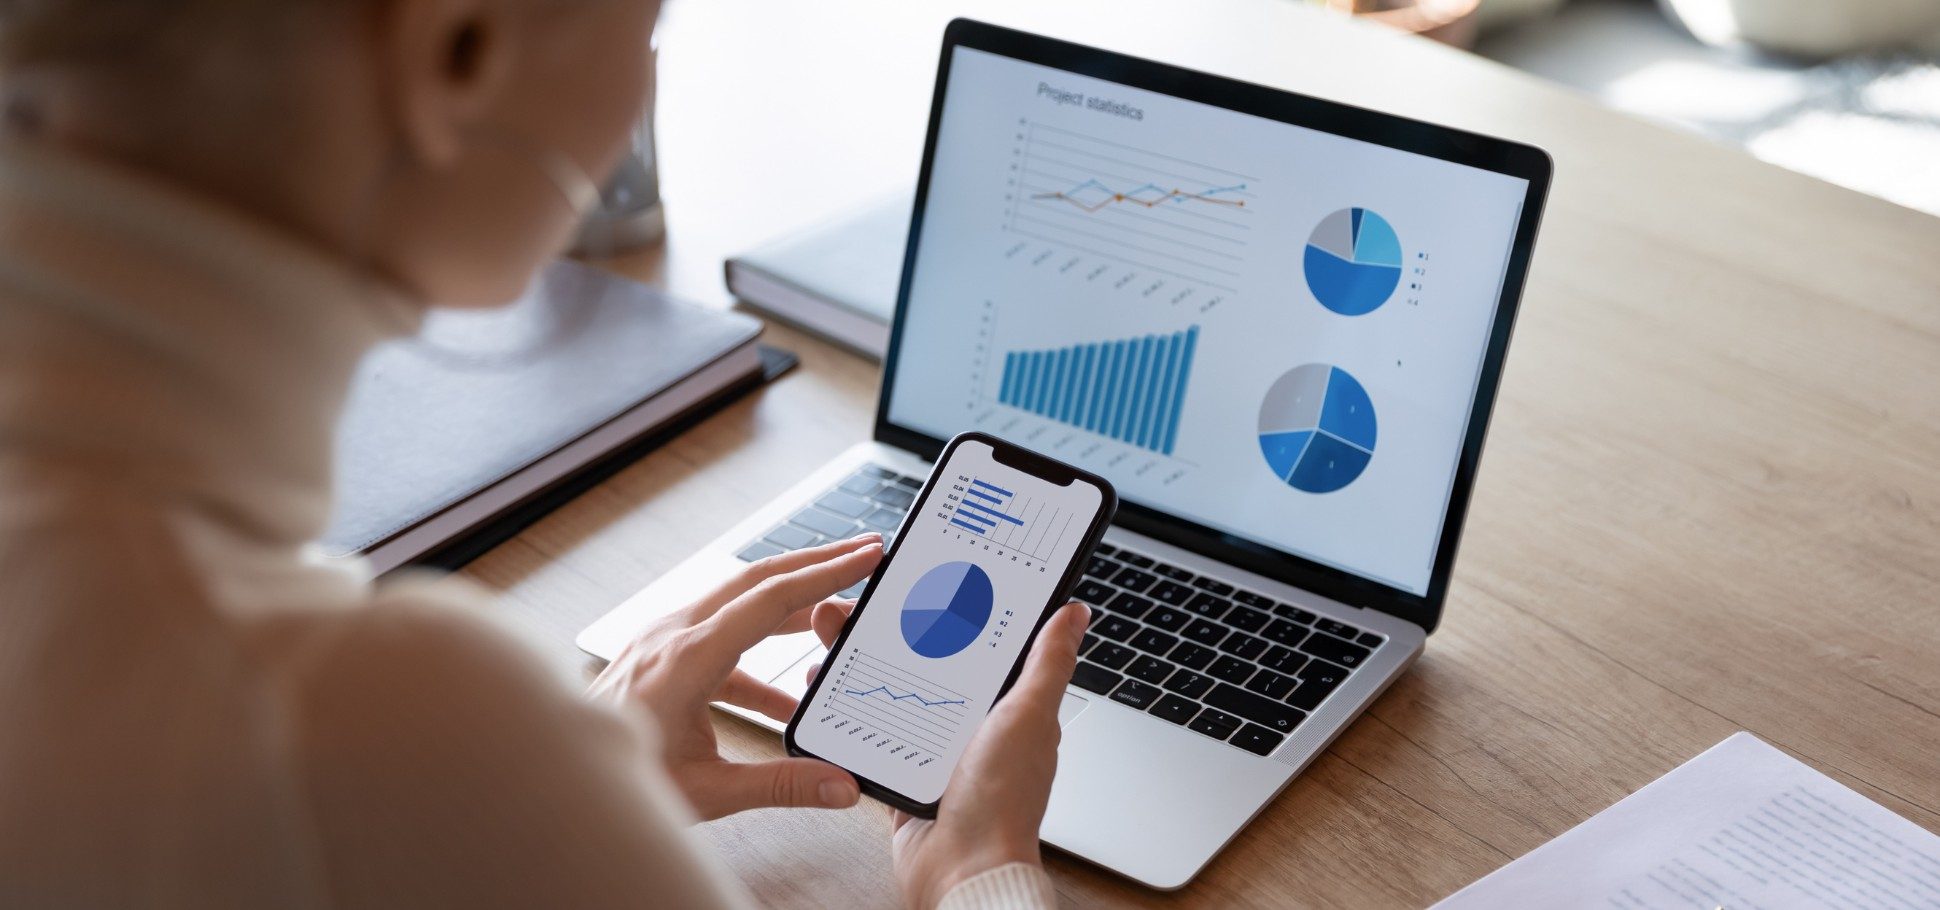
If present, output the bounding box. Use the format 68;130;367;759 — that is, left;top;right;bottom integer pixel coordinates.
1070;543;1384;756
736;464;919;599
735;461;1385;758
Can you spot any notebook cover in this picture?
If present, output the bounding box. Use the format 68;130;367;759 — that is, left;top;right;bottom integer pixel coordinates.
726;194;907;356
322;259;763;559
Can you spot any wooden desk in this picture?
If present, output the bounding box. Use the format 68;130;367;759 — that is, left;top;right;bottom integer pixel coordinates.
460;0;1940;905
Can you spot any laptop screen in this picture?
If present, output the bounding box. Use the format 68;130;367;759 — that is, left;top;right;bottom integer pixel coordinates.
885;43;1532;598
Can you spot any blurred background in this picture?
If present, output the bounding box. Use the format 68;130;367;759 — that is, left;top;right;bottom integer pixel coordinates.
1345;0;1940;217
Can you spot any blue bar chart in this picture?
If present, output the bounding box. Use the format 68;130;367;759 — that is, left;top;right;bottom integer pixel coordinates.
941;475;1075;562
997;326;1199;455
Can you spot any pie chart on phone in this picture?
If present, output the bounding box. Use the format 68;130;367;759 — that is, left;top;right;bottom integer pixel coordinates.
901;561;994;659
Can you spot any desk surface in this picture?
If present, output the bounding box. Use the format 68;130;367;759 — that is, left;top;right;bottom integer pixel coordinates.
459;1;1940;906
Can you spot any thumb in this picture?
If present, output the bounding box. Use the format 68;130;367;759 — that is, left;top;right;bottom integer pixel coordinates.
1005;602;1088;710
706;758;861;814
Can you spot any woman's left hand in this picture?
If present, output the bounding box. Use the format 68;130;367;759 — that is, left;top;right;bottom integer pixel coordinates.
588;534;884;820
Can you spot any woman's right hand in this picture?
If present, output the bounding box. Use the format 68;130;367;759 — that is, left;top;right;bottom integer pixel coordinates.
810;598;1089;910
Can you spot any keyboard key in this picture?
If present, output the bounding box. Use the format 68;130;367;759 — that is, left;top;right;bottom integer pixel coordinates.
1225;607;1270;633
1126;655;1176;685
1091;643;1135;670
737;541;783;562
1071;661;1122;695
859;464;895;478
1145;607;1190;632
1095;542;1117;556
1286;661;1346;710
1191;577;1235;596
1184;592;1230;620
860;508;901;531
1149;694;1200;725
1129;627;1180;656
1261;619;1309;647
1106;592;1154;620
790;507;855;539
1299;633;1371;668
1205;684;1308;734
1148;580;1194;606
1167;642;1216;670
1357;631;1385;647
1117;552;1155;569
1161;669;1214;699
1218;633;1267;661
1188;708;1242;741
1109;679;1161;710
890;474;921;490
1274;603;1318;624
1074;579;1116;607
1233;590;1274;609
1079;633;1099;656
1244;669;1297;700
838;474;881;496
1231;724;1286;756
1316;618;1360;640
1094;615;1138;642
1261;646;1308;676
816;490;873;519
873;486;915;509
1084;556;1118;579
763;523;818;550
1207;656;1254;684
1182;618;1228;647
1111;567;1157;593
1152;563;1194;582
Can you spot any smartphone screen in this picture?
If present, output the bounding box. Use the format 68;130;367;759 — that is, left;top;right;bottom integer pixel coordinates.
791;435;1110;810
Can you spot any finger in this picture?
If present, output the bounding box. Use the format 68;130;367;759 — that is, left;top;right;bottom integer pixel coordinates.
689;534;881;620
705;542;883;651
811;597;857;649
711;758;861;812
998;602;1088;714
803;662;823;689
715;668;798;722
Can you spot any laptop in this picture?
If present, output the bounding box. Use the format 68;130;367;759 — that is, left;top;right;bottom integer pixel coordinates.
580;19;1551;889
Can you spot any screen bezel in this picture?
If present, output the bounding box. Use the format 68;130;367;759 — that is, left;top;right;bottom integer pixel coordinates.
785;431;1118;817
875;19;1552;633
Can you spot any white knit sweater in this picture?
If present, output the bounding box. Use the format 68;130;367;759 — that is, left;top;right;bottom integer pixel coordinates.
0;142;1054;910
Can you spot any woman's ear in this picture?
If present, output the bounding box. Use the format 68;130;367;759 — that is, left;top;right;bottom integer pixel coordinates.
379;0;517;166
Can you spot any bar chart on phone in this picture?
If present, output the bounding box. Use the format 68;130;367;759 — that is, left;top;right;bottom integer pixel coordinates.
938;473;1076;564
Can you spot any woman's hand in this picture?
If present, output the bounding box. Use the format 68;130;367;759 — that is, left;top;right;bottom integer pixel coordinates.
590;534;884;821
809;597;1090;910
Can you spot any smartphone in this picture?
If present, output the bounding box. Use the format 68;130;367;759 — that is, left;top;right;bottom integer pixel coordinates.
786;432;1117;817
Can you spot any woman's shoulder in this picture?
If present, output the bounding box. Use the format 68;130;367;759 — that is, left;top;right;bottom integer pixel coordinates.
258;573;603;726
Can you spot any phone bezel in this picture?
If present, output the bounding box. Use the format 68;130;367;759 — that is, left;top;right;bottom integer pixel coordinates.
783;431;1118;818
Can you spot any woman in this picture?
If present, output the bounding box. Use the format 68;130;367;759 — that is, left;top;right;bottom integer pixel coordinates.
0;2;1087;907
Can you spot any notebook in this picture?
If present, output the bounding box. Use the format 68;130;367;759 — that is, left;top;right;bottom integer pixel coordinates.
723;194;908;359
323;259;767;574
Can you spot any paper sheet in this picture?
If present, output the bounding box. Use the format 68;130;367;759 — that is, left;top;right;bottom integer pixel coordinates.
1432;732;1940;909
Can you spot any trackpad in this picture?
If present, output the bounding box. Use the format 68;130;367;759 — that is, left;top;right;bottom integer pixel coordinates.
1058;692;1090;728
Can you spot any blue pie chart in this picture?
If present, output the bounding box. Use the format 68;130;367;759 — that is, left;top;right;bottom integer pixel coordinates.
1257;364;1377;494
1303;207;1403;316
901;561;995;659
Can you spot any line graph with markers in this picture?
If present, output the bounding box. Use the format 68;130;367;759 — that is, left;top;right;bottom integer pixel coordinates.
1007;120;1257;294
